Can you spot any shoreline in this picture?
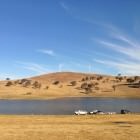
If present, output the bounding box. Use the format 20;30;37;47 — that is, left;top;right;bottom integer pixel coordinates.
0;95;140;100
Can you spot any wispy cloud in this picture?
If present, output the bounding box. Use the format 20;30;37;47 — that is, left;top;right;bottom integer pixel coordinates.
60;2;69;11
98;40;140;61
60;1;101;26
16;61;51;75
94;59;140;75
92;24;140;75
37;49;55;56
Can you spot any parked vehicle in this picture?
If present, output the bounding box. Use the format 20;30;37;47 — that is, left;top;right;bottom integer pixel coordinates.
106;112;116;115
120;109;131;114
74;110;88;115
89;110;105;115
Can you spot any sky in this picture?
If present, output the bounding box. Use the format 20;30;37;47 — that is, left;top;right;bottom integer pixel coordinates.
0;0;140;79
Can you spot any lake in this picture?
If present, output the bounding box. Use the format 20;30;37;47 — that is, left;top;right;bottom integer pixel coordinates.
0;97;140;115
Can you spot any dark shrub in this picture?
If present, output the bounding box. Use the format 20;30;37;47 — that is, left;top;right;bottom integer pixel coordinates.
134;76;139;81
90;76;95;80
52;81;59;85
14;80;19;84
81;78;85;81
85;76;89;81
127;78;134;83
32;81;41;89
22;80;31;87
85;88;92;94
81;82;88;89
81;82;94;94
97;76;103;81
45;86;49;89
18;79;29;84
5;81;13;86
116;76;123;82
94;82;99;86
70;81;77;86
26;92;32;95
95;87;100;90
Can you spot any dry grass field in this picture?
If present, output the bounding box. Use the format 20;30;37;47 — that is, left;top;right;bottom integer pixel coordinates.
0;72;140;99
0;115;139;140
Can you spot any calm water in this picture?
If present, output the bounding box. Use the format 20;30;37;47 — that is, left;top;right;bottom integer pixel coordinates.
0;97;140;115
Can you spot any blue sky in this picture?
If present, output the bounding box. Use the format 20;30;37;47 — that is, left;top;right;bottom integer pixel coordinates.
0;0;140;79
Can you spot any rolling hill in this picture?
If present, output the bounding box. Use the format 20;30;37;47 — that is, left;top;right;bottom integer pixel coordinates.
0;72;140;99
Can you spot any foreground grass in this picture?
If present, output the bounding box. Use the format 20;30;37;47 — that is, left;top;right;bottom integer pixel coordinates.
0;115;140;140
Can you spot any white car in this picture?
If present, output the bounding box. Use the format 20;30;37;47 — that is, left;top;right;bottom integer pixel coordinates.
106;112;116;115
74;110;88;115
90;110;105;115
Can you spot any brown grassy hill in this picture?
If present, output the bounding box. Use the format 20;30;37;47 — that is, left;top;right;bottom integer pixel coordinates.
0;72;140;99
31;72;88;84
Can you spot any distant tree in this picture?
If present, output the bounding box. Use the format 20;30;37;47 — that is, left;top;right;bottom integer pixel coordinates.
112;85;116;92
22;80;31;87
85;87;92;94
85;76;89;81
117;73;121;77
97;76;103;81
94;82;99;86
6;78;10;81
14;80;19;84
81;82;94;94
88;82;94;88
32;81;41;89
52;81;60;85
127;78;134;83
70;81;77;86
81;82;88;89
134;76;139;82
45;86;49;90
117;77;123;82
90;76;95;80
115;76;123;82
81;78;85;81
5;81;13;86
18;79;28;84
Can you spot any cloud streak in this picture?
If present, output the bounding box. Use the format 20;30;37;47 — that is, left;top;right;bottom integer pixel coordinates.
94;59;140;75
98;40;140;61
60;2;69;11
37;49;55;56
93;25;140;75
16;61;51;75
